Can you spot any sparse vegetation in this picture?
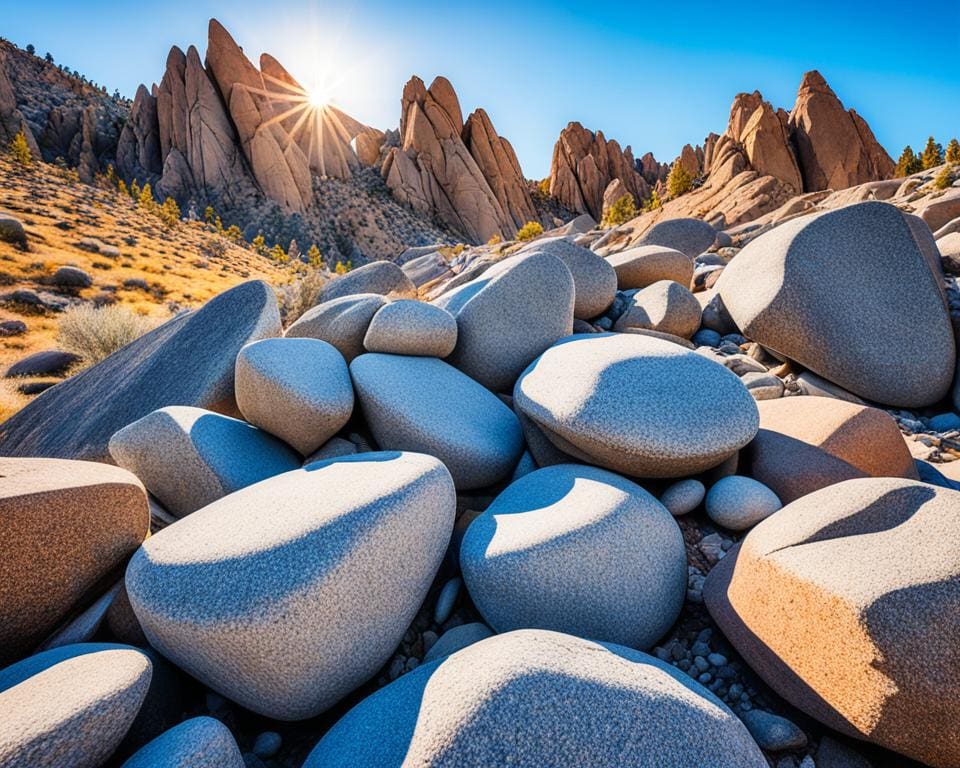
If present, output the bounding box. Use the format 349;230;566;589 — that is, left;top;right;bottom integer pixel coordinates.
895;146;923;177
56;303;159;365
642;190;663;212
158;197;181;228
277;269;327;325
516;221;544;241
537;178;551;198
947;138;960;164
487;233;502;246
666;160;693;198
9;129;31;165
334;259;353;274
307;244;323;268
934;164;955;191
252;233;266;255
602;193;638;228
270;243;290;264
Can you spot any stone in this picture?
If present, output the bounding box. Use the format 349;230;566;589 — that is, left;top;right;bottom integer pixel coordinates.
303;437;358;466
0;459;149;666
350;354;523;489
51;265;93;288
0;643;152;768
938;231;960;273
705;476;781;531
5;349;79;377
235;338;354;455
126;453;455;720
704;477;960;767
402;251;453;287
520;237;616;319
745;396;919;504
317;261;417;304
285;293;387;363
252;731;282;760
740;709;807;751
0;319;26;336
613;280;702;338
109;406;300;517
0;213;27;248
0;280;281;462
363;300;458;358
433;251;575;392
795;371;865;404
121;717;243;768
816;736;874;768
638;218;717;258
434;577;461;625
740;371;784;400
928;412;960;432
660;479;706;516
514;333;758;477
461;465;685;649
423;623;494;663
717;202;954;407
605;245;694;290
304;629;767;767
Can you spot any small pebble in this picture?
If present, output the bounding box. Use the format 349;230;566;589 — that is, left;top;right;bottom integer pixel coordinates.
252;731;282;759
659;479;705;516
434;577;462;625
706;476;782;531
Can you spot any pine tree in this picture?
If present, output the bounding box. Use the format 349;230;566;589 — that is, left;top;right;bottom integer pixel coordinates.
159;197;181;227
252;233;266;255
307;244;323;268
44;52;53;64
895;146;921;177
666;160;693;198
642;190;663;212
934;165;955;191
204;205;215;225
946;138;960;164
270;243;289;264
25;44;35;56
601;193;638;227
129;179;141;200
920;136;944;170
138;182;155;211
8;129;31;165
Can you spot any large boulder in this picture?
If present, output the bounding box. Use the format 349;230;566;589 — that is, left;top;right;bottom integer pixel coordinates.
0;281;281;462
461;465;685;648
362;300;458;358
284;293;387;362
638;218;717;258
613;280;702;338
235;338;354;455
514;334;758;477
304;629;767;767
520;237;617;319
126;453;455;720
109;406;300;517
745;396;918;504
0;643;152;768
120;717;243;768
704;477;960;767
433;251;575;391
317;261;417;304
350;354;523;489
0;459;149;665
716;202;955;407
604;245;694;290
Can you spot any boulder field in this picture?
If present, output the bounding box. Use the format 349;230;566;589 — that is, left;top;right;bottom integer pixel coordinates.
0;197;959;766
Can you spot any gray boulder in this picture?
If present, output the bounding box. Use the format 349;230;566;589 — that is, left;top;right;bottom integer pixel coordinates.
514;333;758;477
0;280;281;462
5;349;79;377
461;465;685;649
303;629;767;767
0;643;152;768
716;202;955;408
51;265;93;288
120;717;243;768
433;251;575;392
350;354;523;489
363;300;458;358
605;245;694;290
705;476;782;531
638;218;717;258
401;251;452;287
317;261;416;304
423;622;494;663
235;338;354;455
521;237;617;319
0;213;27;249
126;453;455;720
284;293;386;363
109;406;300;517
660;478;706;516
613;281;702;338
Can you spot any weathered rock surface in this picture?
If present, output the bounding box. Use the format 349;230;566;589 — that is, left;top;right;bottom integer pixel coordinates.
351;354;523;489
304;630;767;767
605;245;694;290
637;218;717;258
5;349;79;378
705;475;782;531
284;293;387;362
363;300;458;357
317;261;417;305
613;280;702;338
0;459;149;665
126;454;455;720
120;716;244;768
0;280;281;462
704;478;960;767
520;237;616;319
514;334;758;477
461;465;685;648
109;406;300;517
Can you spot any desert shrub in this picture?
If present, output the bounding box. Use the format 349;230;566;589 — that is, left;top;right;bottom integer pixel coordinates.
252;233;266;255
487;233;502;246
277;269;327;325
271;243;290;264
57;303;158;365
223;224;242;241
307;243;323;268
642;190;663;212
516;221;544;241
9;130;31;165
666;160;693;198
921;136;945;170
334;259;352;274
537;178;551;198
602;193;638;227
158;197;181;228
934;164;955;191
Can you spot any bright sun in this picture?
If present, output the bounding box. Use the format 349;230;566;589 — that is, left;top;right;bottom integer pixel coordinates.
308;86;330;109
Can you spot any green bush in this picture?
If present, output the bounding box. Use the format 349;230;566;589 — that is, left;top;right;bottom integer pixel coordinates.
921;136;944;170
946;138;960;164
895;146;923;177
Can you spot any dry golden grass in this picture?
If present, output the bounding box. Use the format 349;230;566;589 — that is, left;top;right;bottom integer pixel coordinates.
0;154;293;415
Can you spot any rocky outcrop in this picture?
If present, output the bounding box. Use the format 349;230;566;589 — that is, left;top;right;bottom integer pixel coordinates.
728;92;803;194
549;122;650;220
116;85;162;182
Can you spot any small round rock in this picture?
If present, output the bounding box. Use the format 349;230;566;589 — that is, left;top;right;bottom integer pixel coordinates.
363;300;458;358
705;476;782;531
740;709;807;751
660;479;706;516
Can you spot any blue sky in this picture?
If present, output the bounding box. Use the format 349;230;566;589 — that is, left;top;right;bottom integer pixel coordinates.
5;0;959;178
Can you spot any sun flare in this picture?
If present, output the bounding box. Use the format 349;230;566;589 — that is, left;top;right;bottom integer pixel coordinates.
308;86;330;109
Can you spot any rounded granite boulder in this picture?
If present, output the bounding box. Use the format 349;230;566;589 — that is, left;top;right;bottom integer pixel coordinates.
109;406;300;517
121;717;243;768
284;293;388;363
638;217;717;258
0;458;149;666
715;201;956;408
605;244;694;290
705;476;782;531
514;333;759;478
613;280;702;338
660;478;706;516
433;251;575;392
303;629;767;767
0;643;152;768
316;260;417;304
235;338;354;455
520;236;617;319
350;354;524;489
362;299;458;358
126;453;456;720
704;477;960;767
461;465;686;649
